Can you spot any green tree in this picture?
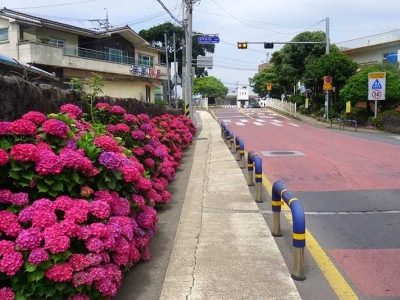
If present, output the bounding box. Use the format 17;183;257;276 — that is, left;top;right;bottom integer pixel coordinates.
192;76;228;100
138;22;215;77
303;46;358;110
270;31;326;92
248;67;283;98
340;62;400;112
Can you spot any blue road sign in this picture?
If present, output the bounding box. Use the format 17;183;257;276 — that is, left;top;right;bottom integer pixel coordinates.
198;36;220;44
372;79;382;89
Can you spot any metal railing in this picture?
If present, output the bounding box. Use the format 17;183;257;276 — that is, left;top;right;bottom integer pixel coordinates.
260;98;297;117
336;29;400;50
18;39;162;67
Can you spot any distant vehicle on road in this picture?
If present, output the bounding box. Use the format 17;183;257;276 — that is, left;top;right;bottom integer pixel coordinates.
249;102;261;108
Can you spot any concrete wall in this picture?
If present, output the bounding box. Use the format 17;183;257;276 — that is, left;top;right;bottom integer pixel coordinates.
0;19;19;58
342;43;400;65
32;27;79;47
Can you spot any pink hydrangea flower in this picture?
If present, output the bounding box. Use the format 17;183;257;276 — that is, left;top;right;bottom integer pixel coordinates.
31;210;57;229
0;251;23;276
43;226;70;254
0;287;15;300
9;192;29;206
0;122;12;135
22;111;47;124
72;271;93;287
136;206;158;229
115;123;130;132
10;143;39;162
95;279;117;297
45;262;73;282
60;104;83;118
140;123;153;133
90;201;110;219
42;119;70;139
0;211;22;237
136;177;152;191
131;194;146;209
68;294;90;300
28;248;49;265
121;165;141;183
85;237;105;253
64;200;89;223
133;147;145;156
8;119;37;136
0;240;15;256
137;114;150;123
124;114;139;124
69;254;91;271
94;136;121;153
0;189;11;204
95;102;111;110
144;158;155;168
0;149;9;166
110;105;126;115
35;151;64;175
16;227;42;250
131;130;146;140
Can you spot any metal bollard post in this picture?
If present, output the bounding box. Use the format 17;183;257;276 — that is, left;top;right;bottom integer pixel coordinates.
220;122;226;138
253;154;263;203
272;181;306;281
230;135;235;154
271;184;283;237
247;151;255;186
235;137;240;161
330;120;332;129
240;150;245;169
226;130;231;148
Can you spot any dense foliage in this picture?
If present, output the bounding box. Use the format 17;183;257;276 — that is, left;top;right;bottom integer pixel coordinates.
0;103;196;299
192;76;228;99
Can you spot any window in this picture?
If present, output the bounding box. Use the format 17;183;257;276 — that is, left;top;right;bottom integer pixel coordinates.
50;38;65;48
139;54;153;67
0;28;8;42
146;86;151;102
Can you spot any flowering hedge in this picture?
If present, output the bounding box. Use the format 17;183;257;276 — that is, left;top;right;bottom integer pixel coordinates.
0;103;196;299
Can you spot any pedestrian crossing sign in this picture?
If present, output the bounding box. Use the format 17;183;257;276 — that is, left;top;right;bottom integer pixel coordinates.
368;72;386;100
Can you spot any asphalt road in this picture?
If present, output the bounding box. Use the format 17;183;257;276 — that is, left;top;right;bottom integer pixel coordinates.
212;107;400;300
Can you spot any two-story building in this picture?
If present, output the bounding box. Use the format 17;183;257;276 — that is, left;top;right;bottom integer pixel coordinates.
0;8;168;103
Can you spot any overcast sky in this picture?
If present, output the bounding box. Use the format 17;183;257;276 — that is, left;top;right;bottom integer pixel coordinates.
6;0;400;94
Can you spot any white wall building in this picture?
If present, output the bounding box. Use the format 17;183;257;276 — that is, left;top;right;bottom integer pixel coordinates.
236;86;249;107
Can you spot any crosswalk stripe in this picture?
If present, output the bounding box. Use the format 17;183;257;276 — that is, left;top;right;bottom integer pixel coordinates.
271;120;282;123
223;119;231;122
271;122;283;127
288;123;300;127
253;122;264;126
235;122;245;126
240;119;249;122
255;119;266;123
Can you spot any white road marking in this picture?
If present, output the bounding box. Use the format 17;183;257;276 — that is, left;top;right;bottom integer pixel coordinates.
288;123;300;127
255;119;266;123
235;122;245;126
271;120;282;123
240;119;249;123
253;122;264;126
271;122;283;127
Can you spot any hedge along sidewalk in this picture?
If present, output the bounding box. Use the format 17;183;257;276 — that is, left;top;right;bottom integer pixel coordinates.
159;110;301;300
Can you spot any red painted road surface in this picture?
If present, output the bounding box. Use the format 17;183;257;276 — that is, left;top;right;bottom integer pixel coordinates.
217;108;400;192
214;107;400;299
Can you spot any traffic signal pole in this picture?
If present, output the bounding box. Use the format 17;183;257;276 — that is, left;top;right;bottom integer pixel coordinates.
184;0;194;122
325;17;330;121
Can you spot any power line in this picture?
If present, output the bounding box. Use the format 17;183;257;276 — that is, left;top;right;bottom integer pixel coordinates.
155;0;182;25
209;0;281;33
10;0;95;9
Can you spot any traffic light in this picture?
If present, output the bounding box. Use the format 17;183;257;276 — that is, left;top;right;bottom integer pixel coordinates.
237;42;247;49
264;42;274;49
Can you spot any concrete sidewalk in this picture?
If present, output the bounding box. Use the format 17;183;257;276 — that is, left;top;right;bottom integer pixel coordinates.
159;111;300;300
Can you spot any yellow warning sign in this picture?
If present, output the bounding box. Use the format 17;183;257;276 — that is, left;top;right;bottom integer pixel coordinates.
346;101;351;113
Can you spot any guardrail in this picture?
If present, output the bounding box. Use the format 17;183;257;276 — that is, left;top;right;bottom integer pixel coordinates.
330;118;358;132
235;136;246;169
259;98;297;117
247;151;263;203
271;181;306;281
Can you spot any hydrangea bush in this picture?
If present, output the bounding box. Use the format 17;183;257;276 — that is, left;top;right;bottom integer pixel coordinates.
0;103;196;299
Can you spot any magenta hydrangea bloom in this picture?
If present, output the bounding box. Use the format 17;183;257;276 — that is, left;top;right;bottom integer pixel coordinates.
0;251;23;276
0;287;15;300
133;147;145;156
35;151;64;175
121;165;141;183
0;149;9;166
131;194;146;209
45;262;74;282
85;237;105;253
69;254;91;271
0;122;12;135
140;123;153;133
0;190;11;204
28;248;49;265
136;177;152;191
124;114;139;124
16;227;42;250
31;209;57;229
22;111;47;124
137;114;150;123
110;105;126;115
68;294;90;300
94;136;121;153
95;278;118;297
144;158;155;168
136;206;158;229
42;119;71;139
98;152;122;170
60;104;83;118
115;123;130;133
9;191;29;206
0;211;22;237
0;240;15;256
8;119;37;136
90;201;111;219
10;143;39;162
131;129;146;141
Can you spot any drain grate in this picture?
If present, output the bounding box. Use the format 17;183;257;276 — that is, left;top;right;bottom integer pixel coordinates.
260;150;306;157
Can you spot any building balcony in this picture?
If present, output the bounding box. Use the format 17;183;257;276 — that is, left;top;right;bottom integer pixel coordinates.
17;40;167;80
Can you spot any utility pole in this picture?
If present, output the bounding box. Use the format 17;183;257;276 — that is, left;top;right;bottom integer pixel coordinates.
325;17;330;121
164;33;171;106
173;32;178;108
184;0;194;121
181;1;186;110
